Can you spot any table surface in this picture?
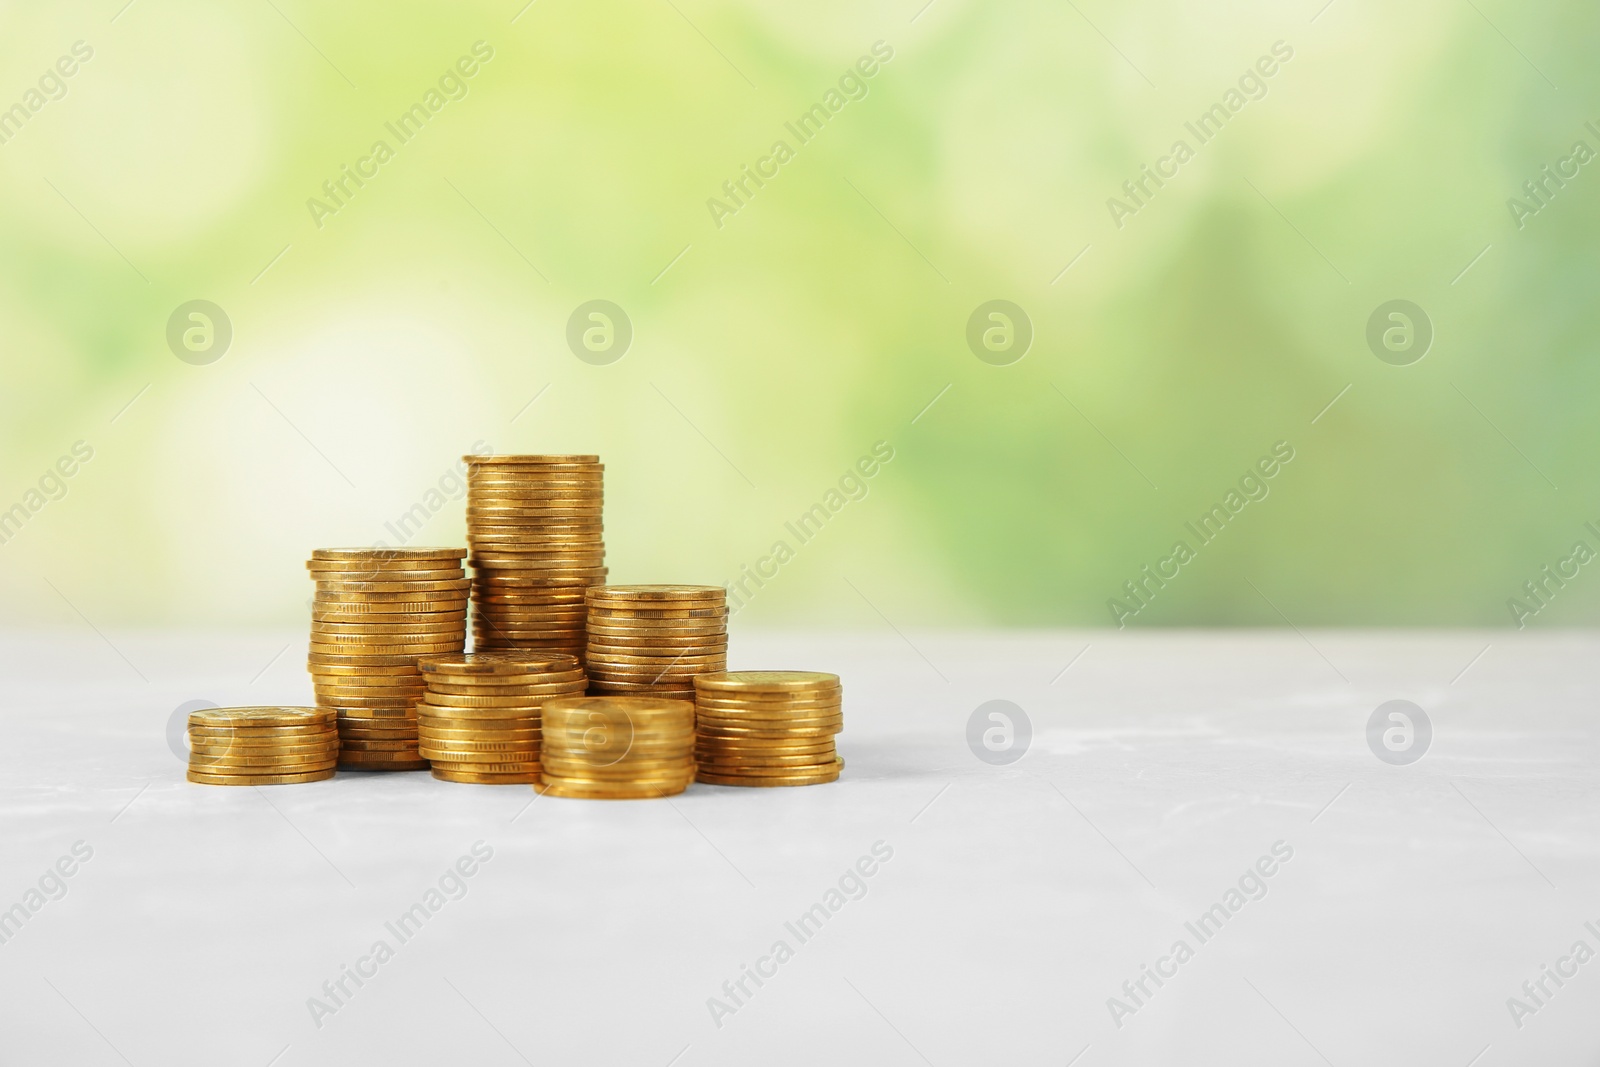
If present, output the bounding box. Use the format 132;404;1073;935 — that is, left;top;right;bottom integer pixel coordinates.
0;627;1595;1066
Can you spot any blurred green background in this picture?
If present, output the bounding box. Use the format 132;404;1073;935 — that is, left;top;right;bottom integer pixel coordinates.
1;0;1597;629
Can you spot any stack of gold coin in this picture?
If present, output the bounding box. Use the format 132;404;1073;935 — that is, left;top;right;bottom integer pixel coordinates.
186;707;339;786
465;455;606;661
539;696;696;798
584;585;727;700
416;651;588;784
307;547;468;771
694;672;844;786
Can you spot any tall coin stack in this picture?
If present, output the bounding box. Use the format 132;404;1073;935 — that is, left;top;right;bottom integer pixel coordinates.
693;672;844;786
416;651;587;784
465;455;607;661
187;707;339;786
307;547;468;771
584;585;728;699
539;696;696;798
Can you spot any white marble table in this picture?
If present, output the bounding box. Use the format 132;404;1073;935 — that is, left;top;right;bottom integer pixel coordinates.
0;628;1595;1066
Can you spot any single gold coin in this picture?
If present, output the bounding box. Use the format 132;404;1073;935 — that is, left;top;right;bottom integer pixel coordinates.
338;758;429;771
188;768;337;786
586;626;728;640
694;700;842;716
187;733;338;749
337;722;419;736
326;706;420;721
312;601;469;616
586;584;724;602
312;622;467;637
465;452;601;463
418;729;540;745
419;651;580;676
313;688;424;703
308;558;465;574
431;768;539;784
470;591;591;604
695;753;837;769
311;667;426;683
420;668;586;684
188;737;337;750
536;778;689;799
416;702;543;720
316;701;420;715
694;687;841;702
699;724;842;740
585;607;729;627
311;570;466;585
308;653;453;669
584;679;703;693
313;586;470;602
697;741;838;757
309;642;464;659
419;690;577;707
421;750;540;766
541;695;693;717
586;655;728;670
694;671;841;693
311;547;466;562
694;753;839;771
695;759;843;787
188;706;333;729
422;679;585;696
419;698;574;714
194;756;340;773
471;573;598;586
420;727;541;743
188;730;338;748
696;718;844;734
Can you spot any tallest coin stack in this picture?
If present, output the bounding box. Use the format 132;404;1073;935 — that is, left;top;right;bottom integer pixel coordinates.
465;455;607;663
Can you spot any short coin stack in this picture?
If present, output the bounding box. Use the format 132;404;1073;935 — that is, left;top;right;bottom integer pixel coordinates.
187;707;339;786
539;696;696;798
307;547;468;771
585;585;728;700
466;455;606;662
694;672;844;786
416;652;588;784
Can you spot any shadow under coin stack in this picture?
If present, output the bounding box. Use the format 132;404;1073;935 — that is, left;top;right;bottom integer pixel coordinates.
186;707;339;786
539;696;696;798
306;548;468;771
416;651;587;784
584;585;728;699
693;672;844;786
465;455;607;662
